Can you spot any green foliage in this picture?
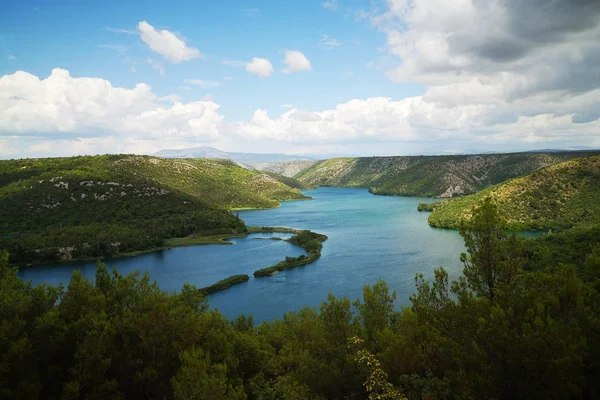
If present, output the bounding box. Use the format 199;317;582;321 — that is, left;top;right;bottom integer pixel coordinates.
295;151;600;197
428;155;600;230
199;275;249;295
253;230;328;276
2;198;600;399
0;155;309;265
417;202;436;212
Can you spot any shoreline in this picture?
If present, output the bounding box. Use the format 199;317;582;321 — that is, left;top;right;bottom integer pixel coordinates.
19;225;328;297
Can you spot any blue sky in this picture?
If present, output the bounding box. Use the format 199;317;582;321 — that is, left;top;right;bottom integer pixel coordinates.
1;0;599;158
2;0;423;120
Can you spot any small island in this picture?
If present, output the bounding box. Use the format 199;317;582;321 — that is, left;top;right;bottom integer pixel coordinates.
192;227;328;295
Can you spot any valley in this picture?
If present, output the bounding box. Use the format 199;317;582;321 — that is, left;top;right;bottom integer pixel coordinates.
4;151;600;399
290;151;600;197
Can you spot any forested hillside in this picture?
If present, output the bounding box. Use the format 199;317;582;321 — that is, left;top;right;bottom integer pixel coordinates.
427;155;600;230
0;155;308;264
294;151;600;197
2;200;599;399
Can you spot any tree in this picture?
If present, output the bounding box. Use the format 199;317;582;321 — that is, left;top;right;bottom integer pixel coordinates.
459;197;522;301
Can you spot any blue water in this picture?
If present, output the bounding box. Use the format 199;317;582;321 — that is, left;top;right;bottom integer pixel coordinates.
18;188;466;322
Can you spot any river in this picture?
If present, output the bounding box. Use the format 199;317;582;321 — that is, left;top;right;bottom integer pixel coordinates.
18;187;466;321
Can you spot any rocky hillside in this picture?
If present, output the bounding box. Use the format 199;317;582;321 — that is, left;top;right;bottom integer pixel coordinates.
0;155;308;264
249;160;317;177
294;151;600;198
427;155;600;231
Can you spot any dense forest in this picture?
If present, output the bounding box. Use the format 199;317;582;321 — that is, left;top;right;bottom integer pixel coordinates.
0;155;308;265
427;155;600;230
2;199;599;399
293;151;600;197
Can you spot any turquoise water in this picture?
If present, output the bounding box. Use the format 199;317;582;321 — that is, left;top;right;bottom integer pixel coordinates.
17;188;466;322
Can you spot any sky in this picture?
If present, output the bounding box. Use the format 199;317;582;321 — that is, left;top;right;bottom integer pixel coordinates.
1;0;600;159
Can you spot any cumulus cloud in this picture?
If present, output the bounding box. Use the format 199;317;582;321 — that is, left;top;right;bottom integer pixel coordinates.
0;69;223;146
138;21;202;63
346;0;600;143
185;79;223;88
246;57;274;77
2;63;600;158
281;50;312;74
377;0;600;100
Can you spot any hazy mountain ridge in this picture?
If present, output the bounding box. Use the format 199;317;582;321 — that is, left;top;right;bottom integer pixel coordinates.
294;151;600;198
426;155;600;230
154;146;312;164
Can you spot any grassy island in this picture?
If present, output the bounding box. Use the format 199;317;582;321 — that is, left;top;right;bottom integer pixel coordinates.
198;274;250;295
253;230;328;277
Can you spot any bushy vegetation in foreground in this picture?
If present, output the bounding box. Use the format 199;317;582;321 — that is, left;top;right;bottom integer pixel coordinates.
2;199;600;399
428;155;600;230
0;155;308;265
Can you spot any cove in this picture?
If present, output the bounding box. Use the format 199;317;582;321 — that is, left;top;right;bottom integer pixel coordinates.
18;187;466;322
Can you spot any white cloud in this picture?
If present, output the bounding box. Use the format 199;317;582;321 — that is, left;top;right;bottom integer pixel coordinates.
223;76;234;81
158;94;181;103
245;8;259;15
130;67;136;73
7;55;16;60
2;67;600;158
246;57;274;77
0;69;224;152
186;79;223;88
346;71;353;77
138;21;202;63
318;34;341;49
281;50;312;74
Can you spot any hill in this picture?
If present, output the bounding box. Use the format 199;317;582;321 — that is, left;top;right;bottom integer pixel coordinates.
294;151;600;197
426;155;600;230
153;146;312;164
0;155;308;264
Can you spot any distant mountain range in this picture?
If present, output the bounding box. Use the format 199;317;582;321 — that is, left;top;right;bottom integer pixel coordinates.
153;147;313;164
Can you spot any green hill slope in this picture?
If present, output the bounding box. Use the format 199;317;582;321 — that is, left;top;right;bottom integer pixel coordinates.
0;155;308;264
294;151;600;197
427;155;600;230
